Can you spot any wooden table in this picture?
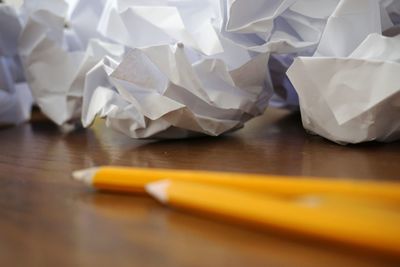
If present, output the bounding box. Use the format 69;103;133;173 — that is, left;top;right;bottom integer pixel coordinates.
0;108;399;267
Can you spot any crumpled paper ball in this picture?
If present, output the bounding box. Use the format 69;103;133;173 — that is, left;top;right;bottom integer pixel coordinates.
81;0;274;138
287;0;400;144
288;33;400;144
82;44;270;138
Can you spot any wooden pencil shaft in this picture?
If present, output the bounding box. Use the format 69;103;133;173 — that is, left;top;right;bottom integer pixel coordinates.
93;166;400;203
160;181;400;257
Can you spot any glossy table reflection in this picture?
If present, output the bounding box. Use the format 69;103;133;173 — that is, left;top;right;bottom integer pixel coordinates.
0;108;399;267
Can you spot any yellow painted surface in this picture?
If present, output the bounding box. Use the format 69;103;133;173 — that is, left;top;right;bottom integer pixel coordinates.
93;166;400;203
162;180;400;257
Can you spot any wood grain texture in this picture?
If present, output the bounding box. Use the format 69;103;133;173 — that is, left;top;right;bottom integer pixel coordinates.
0;108;399;267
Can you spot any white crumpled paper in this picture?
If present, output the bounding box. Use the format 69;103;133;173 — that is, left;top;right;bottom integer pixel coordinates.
82;0;273;138
82;0;400;139
225;0;400;109
220;0;340;108
0;3;33;126
83;45;270;138
11;0;400;142
94;0;342;112
221;0;339;54
287;0;400;144
18;0;124;127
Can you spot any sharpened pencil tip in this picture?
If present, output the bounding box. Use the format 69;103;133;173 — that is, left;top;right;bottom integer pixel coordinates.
72;167;99;185
145;180;170;203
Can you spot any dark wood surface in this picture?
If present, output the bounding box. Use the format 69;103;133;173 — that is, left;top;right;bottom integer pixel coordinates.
0;108;399;267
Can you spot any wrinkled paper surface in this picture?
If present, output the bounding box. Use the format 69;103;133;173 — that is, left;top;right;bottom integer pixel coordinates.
0;4;33;126
18;0;123;126
3;0;400;142
288;12;400;144
82;0;274;138
80;0;338;137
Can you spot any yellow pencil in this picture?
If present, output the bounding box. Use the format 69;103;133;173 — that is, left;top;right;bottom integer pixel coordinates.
146;180;400;257
72;166;400;203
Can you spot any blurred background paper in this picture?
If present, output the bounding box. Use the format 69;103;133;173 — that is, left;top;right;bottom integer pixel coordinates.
0;3;33;126
68;0;107;49
18;0;122;128
221;0;339;54
314;0;382;57
219;0;344;108
97;0;224;56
